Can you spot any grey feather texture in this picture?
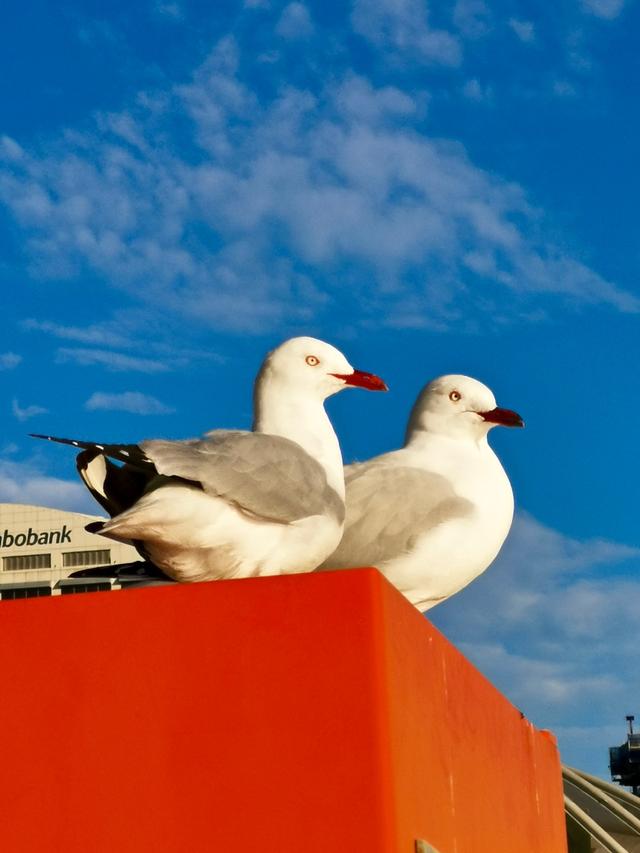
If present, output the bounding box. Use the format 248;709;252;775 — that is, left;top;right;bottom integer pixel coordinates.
328;464;473;568
141;430;345;525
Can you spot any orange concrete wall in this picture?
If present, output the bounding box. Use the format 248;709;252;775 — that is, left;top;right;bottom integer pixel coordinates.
0;568;566;852
376;577;567;851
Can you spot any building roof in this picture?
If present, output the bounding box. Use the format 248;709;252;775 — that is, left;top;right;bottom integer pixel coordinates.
564;764;640;852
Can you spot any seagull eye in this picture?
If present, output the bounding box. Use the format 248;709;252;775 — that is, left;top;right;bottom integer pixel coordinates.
305;355;320;366
449;390;461;402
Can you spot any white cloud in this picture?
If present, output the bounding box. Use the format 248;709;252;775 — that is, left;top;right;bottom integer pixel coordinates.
462;78;493;102
0;37;635;336
553;79;578;97
76;18;123;50
153;1;184;20
430;512;640;773
351;0;462;66
457;641;620;707
333;75;420;122
0;352;22;370
1;135;24;162
276;3;314;39
0;460;94;514
453;0;491;39
24;315;223;366
85;391;174;414
581;0;626;19
508;18;536;43
23;318;133;349
56;348;170;373
12;399;49;422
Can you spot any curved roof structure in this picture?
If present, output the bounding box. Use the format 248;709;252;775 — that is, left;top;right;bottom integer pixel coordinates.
565;764;640;852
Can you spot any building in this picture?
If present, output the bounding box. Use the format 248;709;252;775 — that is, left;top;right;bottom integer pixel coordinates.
0;503;140;599
564;763;640;851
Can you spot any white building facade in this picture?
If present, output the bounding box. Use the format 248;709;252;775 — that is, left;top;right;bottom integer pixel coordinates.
0;503;140;598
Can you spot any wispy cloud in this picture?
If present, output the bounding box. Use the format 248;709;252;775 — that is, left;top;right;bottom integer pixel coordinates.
85;391;174;414
276;3;314;40
581;0;627;19
553;79;578;97
351;0;462;66
453;0;491;40
12;399;48;422
0;352;22;370
461;78;493;102
56;348;170;373
508;18;536;43
24;318;133;348
76;17;124;50
431;512;640;773
456;641;620;707
153;0;184;21
24;315;223;367
0;26;635;337
0;459;95;514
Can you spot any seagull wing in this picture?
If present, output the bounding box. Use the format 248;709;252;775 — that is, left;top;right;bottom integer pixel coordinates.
31;430;344;526
325;463;473;569
140;430;345;525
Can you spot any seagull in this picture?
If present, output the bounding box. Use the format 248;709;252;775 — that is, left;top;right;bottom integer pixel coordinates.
319;374;523;611
32;337;387;583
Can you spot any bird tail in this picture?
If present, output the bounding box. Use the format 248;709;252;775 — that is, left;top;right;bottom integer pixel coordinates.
32;433;156;564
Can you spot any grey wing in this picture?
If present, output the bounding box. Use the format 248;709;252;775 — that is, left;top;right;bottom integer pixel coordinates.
326;464;473;568
140;430;344;524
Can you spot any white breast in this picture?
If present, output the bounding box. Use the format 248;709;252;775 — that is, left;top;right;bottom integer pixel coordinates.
379;437;514;610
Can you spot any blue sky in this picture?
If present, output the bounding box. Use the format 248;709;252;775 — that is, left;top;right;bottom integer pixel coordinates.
1;0;639;776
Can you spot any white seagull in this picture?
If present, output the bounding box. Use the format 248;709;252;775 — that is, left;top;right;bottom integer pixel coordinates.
319;374;523;611
32;337;387;583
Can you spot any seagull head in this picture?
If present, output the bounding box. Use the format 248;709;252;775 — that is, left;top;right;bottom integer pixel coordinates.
258;336;388;401
405;374;524;443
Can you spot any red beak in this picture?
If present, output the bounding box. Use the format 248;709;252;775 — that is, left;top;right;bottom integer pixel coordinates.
479;407;524;428
331;369;388;392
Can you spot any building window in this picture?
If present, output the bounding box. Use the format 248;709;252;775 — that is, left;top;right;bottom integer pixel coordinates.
2;553;52;572
0;586;52;600
62;549;111;568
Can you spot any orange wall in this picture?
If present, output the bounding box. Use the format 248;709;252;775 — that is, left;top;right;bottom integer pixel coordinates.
375;577;567;851
0;568;566;852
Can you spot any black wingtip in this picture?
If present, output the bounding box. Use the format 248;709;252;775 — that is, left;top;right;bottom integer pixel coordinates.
85;521;105;534
30;434;154;468
28;434;97;451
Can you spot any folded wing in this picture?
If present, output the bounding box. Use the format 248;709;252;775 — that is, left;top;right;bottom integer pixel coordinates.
31;430;344;527
326;464;473;568
141;430;344;525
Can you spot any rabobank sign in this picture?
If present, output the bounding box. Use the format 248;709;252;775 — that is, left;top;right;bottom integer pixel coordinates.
1;525;72;549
